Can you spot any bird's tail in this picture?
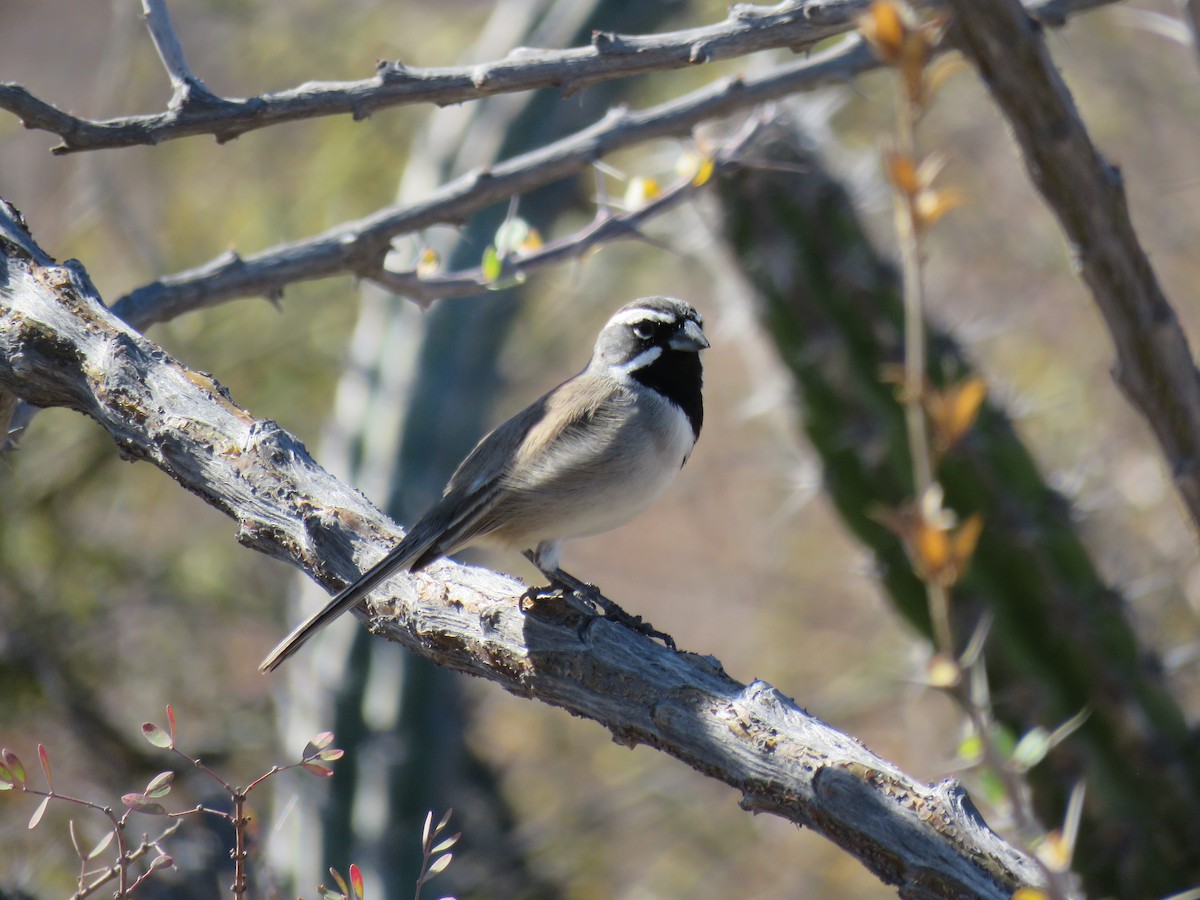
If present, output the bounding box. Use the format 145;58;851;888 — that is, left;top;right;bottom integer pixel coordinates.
258;539;422;673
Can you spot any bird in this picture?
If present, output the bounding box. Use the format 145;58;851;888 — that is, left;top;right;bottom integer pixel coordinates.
259;296;709;673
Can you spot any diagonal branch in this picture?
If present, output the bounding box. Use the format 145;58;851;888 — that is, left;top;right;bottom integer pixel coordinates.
945;0;1200;534
1;0;1118;155
0;200;1055;900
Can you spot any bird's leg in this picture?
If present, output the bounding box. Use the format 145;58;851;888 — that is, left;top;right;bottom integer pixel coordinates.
522;550;676;650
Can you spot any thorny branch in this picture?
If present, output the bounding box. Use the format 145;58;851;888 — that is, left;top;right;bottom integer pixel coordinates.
0;200;1054;900
1;0;1119;156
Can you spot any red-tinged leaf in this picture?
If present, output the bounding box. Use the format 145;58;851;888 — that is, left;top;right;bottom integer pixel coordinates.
142;723;172;749
166;705;177;744
349;863;364;900
317;748;344;762
144;771;174;799
37;744;52;789
2;748;26;785
147;853;174;872
302;731;335;759
121;793;167;816
87;829;115;860
28;795;50;830
302;761;334;778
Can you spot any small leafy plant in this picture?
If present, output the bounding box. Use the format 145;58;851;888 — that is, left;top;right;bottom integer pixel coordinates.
1;705;344;898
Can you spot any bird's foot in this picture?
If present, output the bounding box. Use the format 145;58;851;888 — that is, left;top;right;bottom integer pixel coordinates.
522;552;676;649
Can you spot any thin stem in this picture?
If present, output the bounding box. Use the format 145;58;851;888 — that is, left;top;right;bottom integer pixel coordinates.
69;820;182;900
231;790;249;897
890;72;953;656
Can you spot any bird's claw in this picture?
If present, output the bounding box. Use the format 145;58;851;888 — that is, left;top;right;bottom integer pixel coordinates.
523;556;676;650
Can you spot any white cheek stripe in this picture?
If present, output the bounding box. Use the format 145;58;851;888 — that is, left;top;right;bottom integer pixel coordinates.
608;308;678;327
611;344;663;375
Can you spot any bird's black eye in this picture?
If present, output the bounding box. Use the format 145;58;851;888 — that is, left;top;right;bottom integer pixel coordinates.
632;322;655;340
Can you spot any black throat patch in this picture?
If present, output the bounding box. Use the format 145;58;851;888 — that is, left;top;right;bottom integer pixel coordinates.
631;349;704;440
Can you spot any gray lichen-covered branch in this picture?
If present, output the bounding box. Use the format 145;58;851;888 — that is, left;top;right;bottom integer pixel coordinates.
0;0;871;154
0;0;1119;157
947;0;1200;533
0;203;1053;899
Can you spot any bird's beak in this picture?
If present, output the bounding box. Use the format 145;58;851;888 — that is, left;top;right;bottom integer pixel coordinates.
669;319;710;352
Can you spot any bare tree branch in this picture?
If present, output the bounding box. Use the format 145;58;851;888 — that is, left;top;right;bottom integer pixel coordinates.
0;0;1118;155
0;200;1057;900
110;37;878;329
945;0;1200;534
0;0;865;154
140;0;215;109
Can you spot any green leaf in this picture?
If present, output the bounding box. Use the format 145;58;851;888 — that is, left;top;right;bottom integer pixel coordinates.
976;768;1007;808
142;723;172;749
1012;727;1051;771
955;733;982;764
481;245;502;282
329;867;349;895
2;748;26;786
493;217;529;257
318;748;345;762
87;829;115;860
303;731;335;759
144;771;174;799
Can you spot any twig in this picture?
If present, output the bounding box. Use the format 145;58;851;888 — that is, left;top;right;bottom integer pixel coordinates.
372;116;768;303
140;0;216;109
70;821;183;900
0;0;861;154
0;0;1121;155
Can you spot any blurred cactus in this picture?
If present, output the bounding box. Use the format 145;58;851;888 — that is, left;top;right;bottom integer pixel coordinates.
715;126;1200;897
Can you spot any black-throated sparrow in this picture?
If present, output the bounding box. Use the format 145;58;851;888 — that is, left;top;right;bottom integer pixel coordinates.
259;296;708;672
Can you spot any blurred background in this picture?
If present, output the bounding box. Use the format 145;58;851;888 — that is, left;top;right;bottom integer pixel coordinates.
2;0;1199;897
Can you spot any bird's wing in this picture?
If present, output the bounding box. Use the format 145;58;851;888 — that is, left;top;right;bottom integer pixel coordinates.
259;375;624;672
258;399;554;673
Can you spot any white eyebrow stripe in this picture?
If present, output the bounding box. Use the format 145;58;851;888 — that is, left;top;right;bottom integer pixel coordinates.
610;344;663;375
608;308;678;327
